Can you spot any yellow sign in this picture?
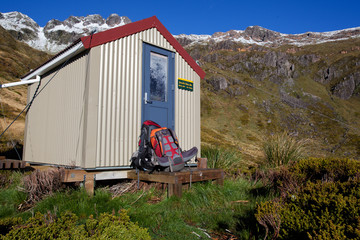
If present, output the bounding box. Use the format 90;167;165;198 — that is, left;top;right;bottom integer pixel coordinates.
178;78;193;92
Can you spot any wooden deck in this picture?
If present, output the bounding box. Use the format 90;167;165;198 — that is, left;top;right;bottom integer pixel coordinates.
28;158;224;197
127;168;224;197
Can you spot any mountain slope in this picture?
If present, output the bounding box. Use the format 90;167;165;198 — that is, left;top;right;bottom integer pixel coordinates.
0;11;359;163
183;39;360;164
0;25;51;154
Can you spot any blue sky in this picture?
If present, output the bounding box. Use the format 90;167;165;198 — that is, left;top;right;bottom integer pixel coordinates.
2;0;360;35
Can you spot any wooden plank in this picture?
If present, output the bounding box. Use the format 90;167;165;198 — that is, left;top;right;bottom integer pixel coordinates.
31;165;58;171
63;169;88;182
176;169;224;183
0;160;27;169
84;174;95;196
127;170;178;184
168;183;182;198
127;169;224;184
95;170;130;180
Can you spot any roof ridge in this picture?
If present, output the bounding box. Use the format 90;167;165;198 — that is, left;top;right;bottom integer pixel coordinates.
81;16;205;79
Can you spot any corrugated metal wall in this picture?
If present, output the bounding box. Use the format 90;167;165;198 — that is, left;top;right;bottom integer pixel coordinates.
175;55;201;154
94;34;142;167
24;27;201;168
93;28;201;168
24;53;88;167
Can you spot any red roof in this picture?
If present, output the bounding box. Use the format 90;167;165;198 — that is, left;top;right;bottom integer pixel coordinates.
80;16;205;79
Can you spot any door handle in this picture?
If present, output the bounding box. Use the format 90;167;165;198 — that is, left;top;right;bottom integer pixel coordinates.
144;92;153;104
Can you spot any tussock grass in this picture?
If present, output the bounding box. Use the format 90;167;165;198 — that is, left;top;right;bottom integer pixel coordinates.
263;132;307;167
201;145;242;172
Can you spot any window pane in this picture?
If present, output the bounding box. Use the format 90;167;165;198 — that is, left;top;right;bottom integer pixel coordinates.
150;52;168;102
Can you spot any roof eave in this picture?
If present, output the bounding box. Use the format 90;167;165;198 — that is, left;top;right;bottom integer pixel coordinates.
21;41;85;81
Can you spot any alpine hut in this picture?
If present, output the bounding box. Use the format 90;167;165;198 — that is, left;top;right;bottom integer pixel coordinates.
22;16;205;169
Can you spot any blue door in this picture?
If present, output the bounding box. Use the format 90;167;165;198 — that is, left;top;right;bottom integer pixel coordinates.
142;43;175;129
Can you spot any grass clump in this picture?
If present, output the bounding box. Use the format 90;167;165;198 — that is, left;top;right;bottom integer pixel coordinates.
15;178;270;239
201;145;242;173
128;178;270;239
263;132;307;167
0;171;27;218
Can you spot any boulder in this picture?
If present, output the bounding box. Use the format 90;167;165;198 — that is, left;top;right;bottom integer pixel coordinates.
207;75;229;91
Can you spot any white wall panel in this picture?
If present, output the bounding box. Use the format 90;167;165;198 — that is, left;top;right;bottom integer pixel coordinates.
24;53;88;167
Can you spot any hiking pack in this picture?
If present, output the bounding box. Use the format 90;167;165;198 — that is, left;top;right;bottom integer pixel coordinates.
130;120;198;172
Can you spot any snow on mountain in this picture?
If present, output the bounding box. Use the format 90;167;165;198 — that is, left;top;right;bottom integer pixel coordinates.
1;11;360;53
174;26;360;47
0;11;131;53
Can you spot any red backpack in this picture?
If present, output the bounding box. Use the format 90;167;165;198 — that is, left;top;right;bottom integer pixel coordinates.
130;120;198;172
150;127;185;172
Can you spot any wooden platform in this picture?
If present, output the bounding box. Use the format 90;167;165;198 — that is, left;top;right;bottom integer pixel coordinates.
29;158;224;198
127;168;224;197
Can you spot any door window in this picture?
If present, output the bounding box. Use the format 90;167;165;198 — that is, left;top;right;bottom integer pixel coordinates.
150;52;168;102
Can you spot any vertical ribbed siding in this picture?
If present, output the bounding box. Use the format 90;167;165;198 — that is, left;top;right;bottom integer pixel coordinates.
24;54;88;166
95;28;200;167
96;34;142;167
175;53;201;156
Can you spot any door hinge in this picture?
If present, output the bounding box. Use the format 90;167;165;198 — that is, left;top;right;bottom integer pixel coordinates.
172;84;175;91
172;53;175;59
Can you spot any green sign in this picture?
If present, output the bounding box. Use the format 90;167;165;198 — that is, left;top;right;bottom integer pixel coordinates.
178;78;193;92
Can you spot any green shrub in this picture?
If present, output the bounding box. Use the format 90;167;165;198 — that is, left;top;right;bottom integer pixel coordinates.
256;158;360;239
263;132;307;167
1;210;151;240
289;157;360;182
0;217;23;236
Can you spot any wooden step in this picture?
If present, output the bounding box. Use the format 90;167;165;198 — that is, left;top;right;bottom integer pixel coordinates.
0;159;27;169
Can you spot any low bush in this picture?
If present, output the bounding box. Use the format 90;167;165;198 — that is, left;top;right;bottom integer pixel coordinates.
256;157;360;239
1;210;151;240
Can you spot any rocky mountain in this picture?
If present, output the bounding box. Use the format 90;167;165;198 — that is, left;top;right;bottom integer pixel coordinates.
0;11;131;53
0;11;359;161
182;37;360;162
174;26;360;47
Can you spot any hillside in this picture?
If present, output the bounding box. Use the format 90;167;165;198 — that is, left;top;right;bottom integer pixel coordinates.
181;38;360;164
0;26;51;155
0;15;359;163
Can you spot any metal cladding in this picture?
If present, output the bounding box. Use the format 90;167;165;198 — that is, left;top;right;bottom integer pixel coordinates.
24;53;88;167
24;27;201;169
